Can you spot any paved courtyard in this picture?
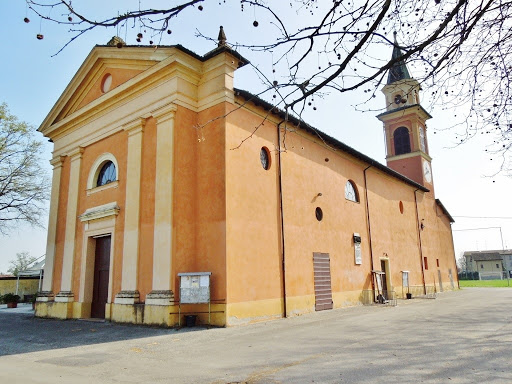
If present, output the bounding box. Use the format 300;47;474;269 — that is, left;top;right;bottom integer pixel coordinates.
1;288;511;383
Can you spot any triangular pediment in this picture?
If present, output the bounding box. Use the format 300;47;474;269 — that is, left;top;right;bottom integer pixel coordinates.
39;45;181;134
60;62;147;119
38;43;250;139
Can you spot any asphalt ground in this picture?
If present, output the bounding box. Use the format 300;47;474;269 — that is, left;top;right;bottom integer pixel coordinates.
0;288;511;383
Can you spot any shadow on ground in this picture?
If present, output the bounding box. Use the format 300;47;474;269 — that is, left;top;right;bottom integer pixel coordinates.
0;308;201;356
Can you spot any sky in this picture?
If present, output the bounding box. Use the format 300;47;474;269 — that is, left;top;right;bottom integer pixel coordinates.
1;1;512;273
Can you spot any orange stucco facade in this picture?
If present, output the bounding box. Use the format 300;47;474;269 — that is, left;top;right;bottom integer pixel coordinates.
35;39;458;327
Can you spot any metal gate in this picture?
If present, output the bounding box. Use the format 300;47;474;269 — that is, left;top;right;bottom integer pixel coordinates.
313;252;333;311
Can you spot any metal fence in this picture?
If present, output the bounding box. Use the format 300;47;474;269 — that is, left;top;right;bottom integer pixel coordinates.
458;271;479;280
405;285;437;299
361;290;397;306
459;271;512;281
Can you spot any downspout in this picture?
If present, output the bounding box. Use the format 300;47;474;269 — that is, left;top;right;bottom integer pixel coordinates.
414;189;427;294
363;165;375;293
277;120;287;318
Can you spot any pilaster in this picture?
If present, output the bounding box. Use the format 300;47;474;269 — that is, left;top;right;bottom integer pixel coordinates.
148;104;177;304
40;155;65;300
56;148;83;302
115;118;145;304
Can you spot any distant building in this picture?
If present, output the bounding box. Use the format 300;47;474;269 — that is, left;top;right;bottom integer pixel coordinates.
35;31;458;327
464;250;512;280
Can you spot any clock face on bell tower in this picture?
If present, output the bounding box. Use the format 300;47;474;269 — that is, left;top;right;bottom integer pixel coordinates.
422;159;432;184
376;33;434;193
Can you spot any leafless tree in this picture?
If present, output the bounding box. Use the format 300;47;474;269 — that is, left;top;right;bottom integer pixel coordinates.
7;251;38;277
24;0;512;173
0;103;50;234
456;252;467;273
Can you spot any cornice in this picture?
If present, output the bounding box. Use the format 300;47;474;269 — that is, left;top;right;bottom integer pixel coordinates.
49;155;66;168
386;151;432;163
123;117;146;134
376;104;432;121
67;147;84;159
152;103;178;124
79;202;120;222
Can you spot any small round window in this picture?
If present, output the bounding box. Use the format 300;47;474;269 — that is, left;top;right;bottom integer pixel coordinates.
97;161;116;187
101;73;113;93
260;147;271;170
315;207;323;221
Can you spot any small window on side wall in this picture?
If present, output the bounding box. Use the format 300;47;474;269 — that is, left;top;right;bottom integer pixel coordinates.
260;147;271;170
345;180;359;202
315;207;323;221
97;161;116;187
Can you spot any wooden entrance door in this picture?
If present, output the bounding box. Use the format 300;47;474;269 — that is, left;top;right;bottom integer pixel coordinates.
313;252;333;311
91;235;111;318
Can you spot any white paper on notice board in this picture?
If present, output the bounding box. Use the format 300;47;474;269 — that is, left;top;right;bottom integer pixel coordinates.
200;275;209;287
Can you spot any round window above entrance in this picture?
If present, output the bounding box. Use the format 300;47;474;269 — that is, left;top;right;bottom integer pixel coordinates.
101;73;113;93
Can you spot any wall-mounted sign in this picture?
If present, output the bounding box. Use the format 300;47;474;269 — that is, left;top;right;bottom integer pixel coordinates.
354;243;362;265
402;271;409;288
354;233;362;265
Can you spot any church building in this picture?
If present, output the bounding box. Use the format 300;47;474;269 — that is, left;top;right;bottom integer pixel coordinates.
35;31;458;326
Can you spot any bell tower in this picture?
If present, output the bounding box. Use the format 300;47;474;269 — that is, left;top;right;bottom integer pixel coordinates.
377;33;434;193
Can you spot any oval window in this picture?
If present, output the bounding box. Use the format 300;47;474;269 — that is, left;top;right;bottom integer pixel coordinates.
315;207;323;221
101;73;113;93
97;161;116;186
260;147;271;170
399;201;404;214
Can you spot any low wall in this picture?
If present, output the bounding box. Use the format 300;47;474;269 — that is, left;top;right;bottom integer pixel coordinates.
0;277;40;300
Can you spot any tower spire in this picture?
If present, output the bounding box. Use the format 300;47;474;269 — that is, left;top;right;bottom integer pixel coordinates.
217;26;227;47
387;32;411;84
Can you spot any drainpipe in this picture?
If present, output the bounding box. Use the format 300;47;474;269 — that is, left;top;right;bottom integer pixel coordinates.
363;166;375;293
277;120;287;318
414;189;427;294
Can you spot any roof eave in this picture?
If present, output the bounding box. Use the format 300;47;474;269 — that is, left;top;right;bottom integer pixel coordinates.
376;104;433;120
234;88;429;192
435;199;455;223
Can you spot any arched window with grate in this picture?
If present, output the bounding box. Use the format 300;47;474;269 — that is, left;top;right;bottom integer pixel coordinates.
345;180;359;203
